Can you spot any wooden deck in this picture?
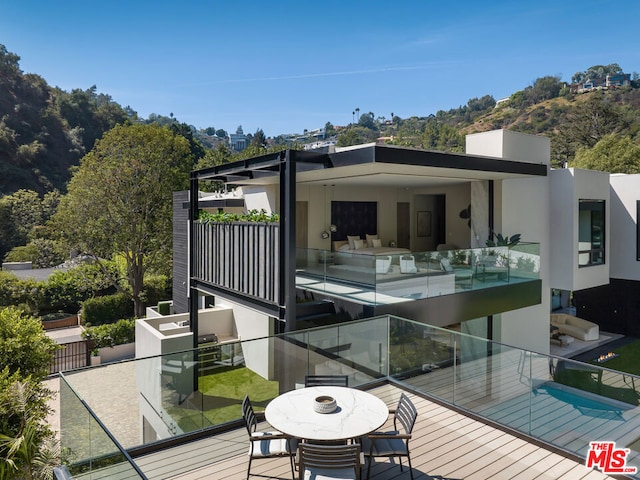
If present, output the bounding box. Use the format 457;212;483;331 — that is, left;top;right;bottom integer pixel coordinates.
133;384;622;480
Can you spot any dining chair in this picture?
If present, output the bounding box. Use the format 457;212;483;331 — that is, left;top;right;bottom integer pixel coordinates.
298;443;362;480
242;395;298;480
362;393;418;480
304;374;349;387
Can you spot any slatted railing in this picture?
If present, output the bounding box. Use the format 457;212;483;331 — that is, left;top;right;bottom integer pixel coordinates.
192;222;279;304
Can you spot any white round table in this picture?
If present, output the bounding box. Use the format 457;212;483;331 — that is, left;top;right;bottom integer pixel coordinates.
265;386;389;441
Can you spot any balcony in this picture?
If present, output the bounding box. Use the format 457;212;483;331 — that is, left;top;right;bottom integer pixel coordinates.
296;244;540;307
190;218;540;309
56;315;639;479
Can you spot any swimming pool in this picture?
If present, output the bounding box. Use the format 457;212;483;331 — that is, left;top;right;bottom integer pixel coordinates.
533;381;634;419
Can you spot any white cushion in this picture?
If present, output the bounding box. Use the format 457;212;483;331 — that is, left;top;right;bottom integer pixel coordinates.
347;235;360;249
353;239;365;250
366;234;378;247
303;467;356;480
249;432;296;457
371;238;382;247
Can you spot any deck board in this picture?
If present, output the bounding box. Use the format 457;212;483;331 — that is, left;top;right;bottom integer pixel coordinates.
134;385;620;480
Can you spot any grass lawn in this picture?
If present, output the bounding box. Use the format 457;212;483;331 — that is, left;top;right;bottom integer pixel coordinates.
587;339;640;376
553;339;640;406
166;366;279;432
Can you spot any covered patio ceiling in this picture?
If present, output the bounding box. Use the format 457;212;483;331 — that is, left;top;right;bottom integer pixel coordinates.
192;143;547;189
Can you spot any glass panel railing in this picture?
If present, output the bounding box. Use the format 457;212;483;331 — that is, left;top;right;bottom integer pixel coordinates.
59;373;145;479
61;312;638;471
383;315;640;463
295;245;540;306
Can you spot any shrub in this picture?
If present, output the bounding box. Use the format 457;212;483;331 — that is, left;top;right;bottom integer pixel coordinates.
0;271;40;313
4;239;65;268
81;293;134;326
0;306;58;379
141;274;171;307
40;262;118;314
82;318;135;348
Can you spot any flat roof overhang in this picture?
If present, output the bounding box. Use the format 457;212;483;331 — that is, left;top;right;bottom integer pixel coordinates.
190;144;548;189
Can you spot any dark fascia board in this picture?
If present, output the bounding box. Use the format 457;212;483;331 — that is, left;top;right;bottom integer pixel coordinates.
192;149;331;182
192;151;283;181
330;144;547;177
191;143;547;183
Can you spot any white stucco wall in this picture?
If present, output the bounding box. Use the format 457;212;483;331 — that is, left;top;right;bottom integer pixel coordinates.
214;298;274;380
466;129;550;164
549;168;610;291
239;185;278;213
497;175;551;354
465;129;551;354
609;174;640;280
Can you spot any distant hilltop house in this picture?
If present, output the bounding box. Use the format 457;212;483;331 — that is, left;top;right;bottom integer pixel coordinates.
571;73;631;93
229;125;248;152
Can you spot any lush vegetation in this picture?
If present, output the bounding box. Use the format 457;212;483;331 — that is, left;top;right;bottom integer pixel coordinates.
80;293;134;326
0;307;59;479
198;209;280;224
81;318;136;349
52;124;192;317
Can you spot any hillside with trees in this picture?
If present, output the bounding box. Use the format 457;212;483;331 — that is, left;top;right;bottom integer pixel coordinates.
0;45;133;195
1;42;639;271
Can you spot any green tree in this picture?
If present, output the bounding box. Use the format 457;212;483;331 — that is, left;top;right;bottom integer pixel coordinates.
53;124;192;317
358;112;377;130
559;92;626;159
571;134;640;174
196;143;234;170
336;125;377;147
0;307;57;378
250;128;267;148
0;189;60;261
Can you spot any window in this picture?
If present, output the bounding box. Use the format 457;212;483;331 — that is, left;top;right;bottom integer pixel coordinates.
578;200;605;267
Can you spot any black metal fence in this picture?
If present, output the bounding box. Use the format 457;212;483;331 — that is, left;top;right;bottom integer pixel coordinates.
49;339;92;374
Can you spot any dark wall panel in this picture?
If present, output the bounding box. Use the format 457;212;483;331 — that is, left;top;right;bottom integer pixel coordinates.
172;191;190;314
330;201;377;241
574;278;640;337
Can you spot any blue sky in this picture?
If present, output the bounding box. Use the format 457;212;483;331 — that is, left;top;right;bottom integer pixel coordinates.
3;0;639;137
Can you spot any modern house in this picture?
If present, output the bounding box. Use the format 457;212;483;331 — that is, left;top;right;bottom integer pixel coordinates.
186;129;561;355
53;129;640;479
573;173;640;336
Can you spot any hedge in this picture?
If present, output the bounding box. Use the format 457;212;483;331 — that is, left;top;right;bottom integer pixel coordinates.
82;293;134;326
82;318;136;348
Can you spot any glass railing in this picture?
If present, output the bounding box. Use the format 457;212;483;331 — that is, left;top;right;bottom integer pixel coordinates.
60;313;640;474
58;372;147;479
295;244;540;305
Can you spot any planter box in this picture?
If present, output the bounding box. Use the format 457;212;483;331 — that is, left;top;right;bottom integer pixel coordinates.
42;314;80;330
98;343;135;364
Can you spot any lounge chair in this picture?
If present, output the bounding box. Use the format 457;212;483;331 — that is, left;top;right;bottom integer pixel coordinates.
400;255;417;274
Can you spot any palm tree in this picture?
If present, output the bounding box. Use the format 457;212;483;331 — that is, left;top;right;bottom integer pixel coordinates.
355;107;360;122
